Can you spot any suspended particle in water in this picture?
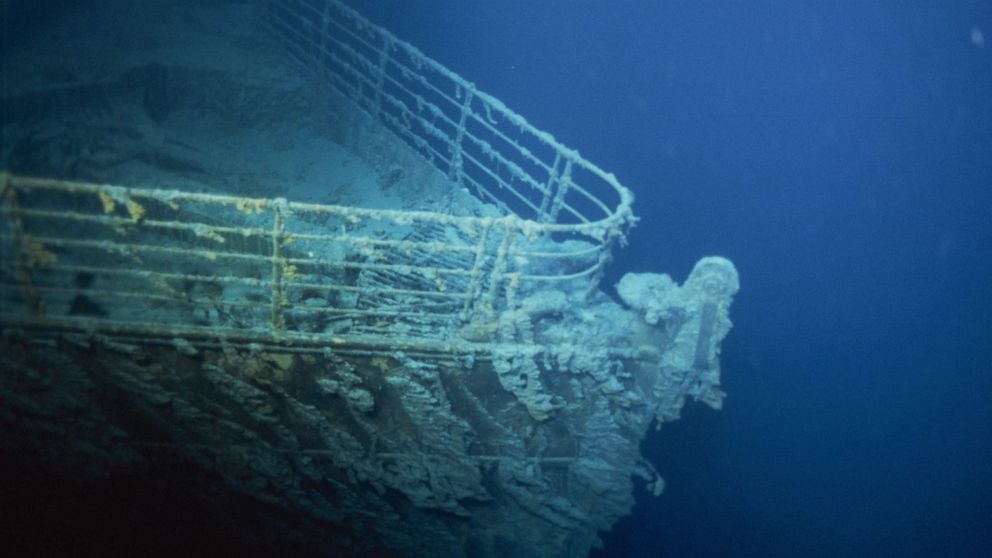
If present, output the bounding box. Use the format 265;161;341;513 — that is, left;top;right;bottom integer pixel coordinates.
970;26;985;47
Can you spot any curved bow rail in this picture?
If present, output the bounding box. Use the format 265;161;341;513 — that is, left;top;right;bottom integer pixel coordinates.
1;1;636;355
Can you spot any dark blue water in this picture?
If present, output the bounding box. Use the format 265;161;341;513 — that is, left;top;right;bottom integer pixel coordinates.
355;1;992;556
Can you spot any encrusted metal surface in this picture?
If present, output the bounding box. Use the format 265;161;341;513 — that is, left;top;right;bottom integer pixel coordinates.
0;2;739;557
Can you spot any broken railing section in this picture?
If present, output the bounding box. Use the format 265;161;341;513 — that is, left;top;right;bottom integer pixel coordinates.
0;173;621;353
617;256;741;424
266;0;635;237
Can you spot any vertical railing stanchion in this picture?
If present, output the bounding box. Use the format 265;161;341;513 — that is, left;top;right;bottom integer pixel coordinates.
270;199;287;335
449;85;474;188
461;217;493;322
2;174;44;317
372;36;392;121
537;152;561;223
548;159;573;225
480;218;516;319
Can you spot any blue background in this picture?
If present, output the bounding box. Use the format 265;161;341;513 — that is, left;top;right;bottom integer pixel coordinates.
353;1;992;556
